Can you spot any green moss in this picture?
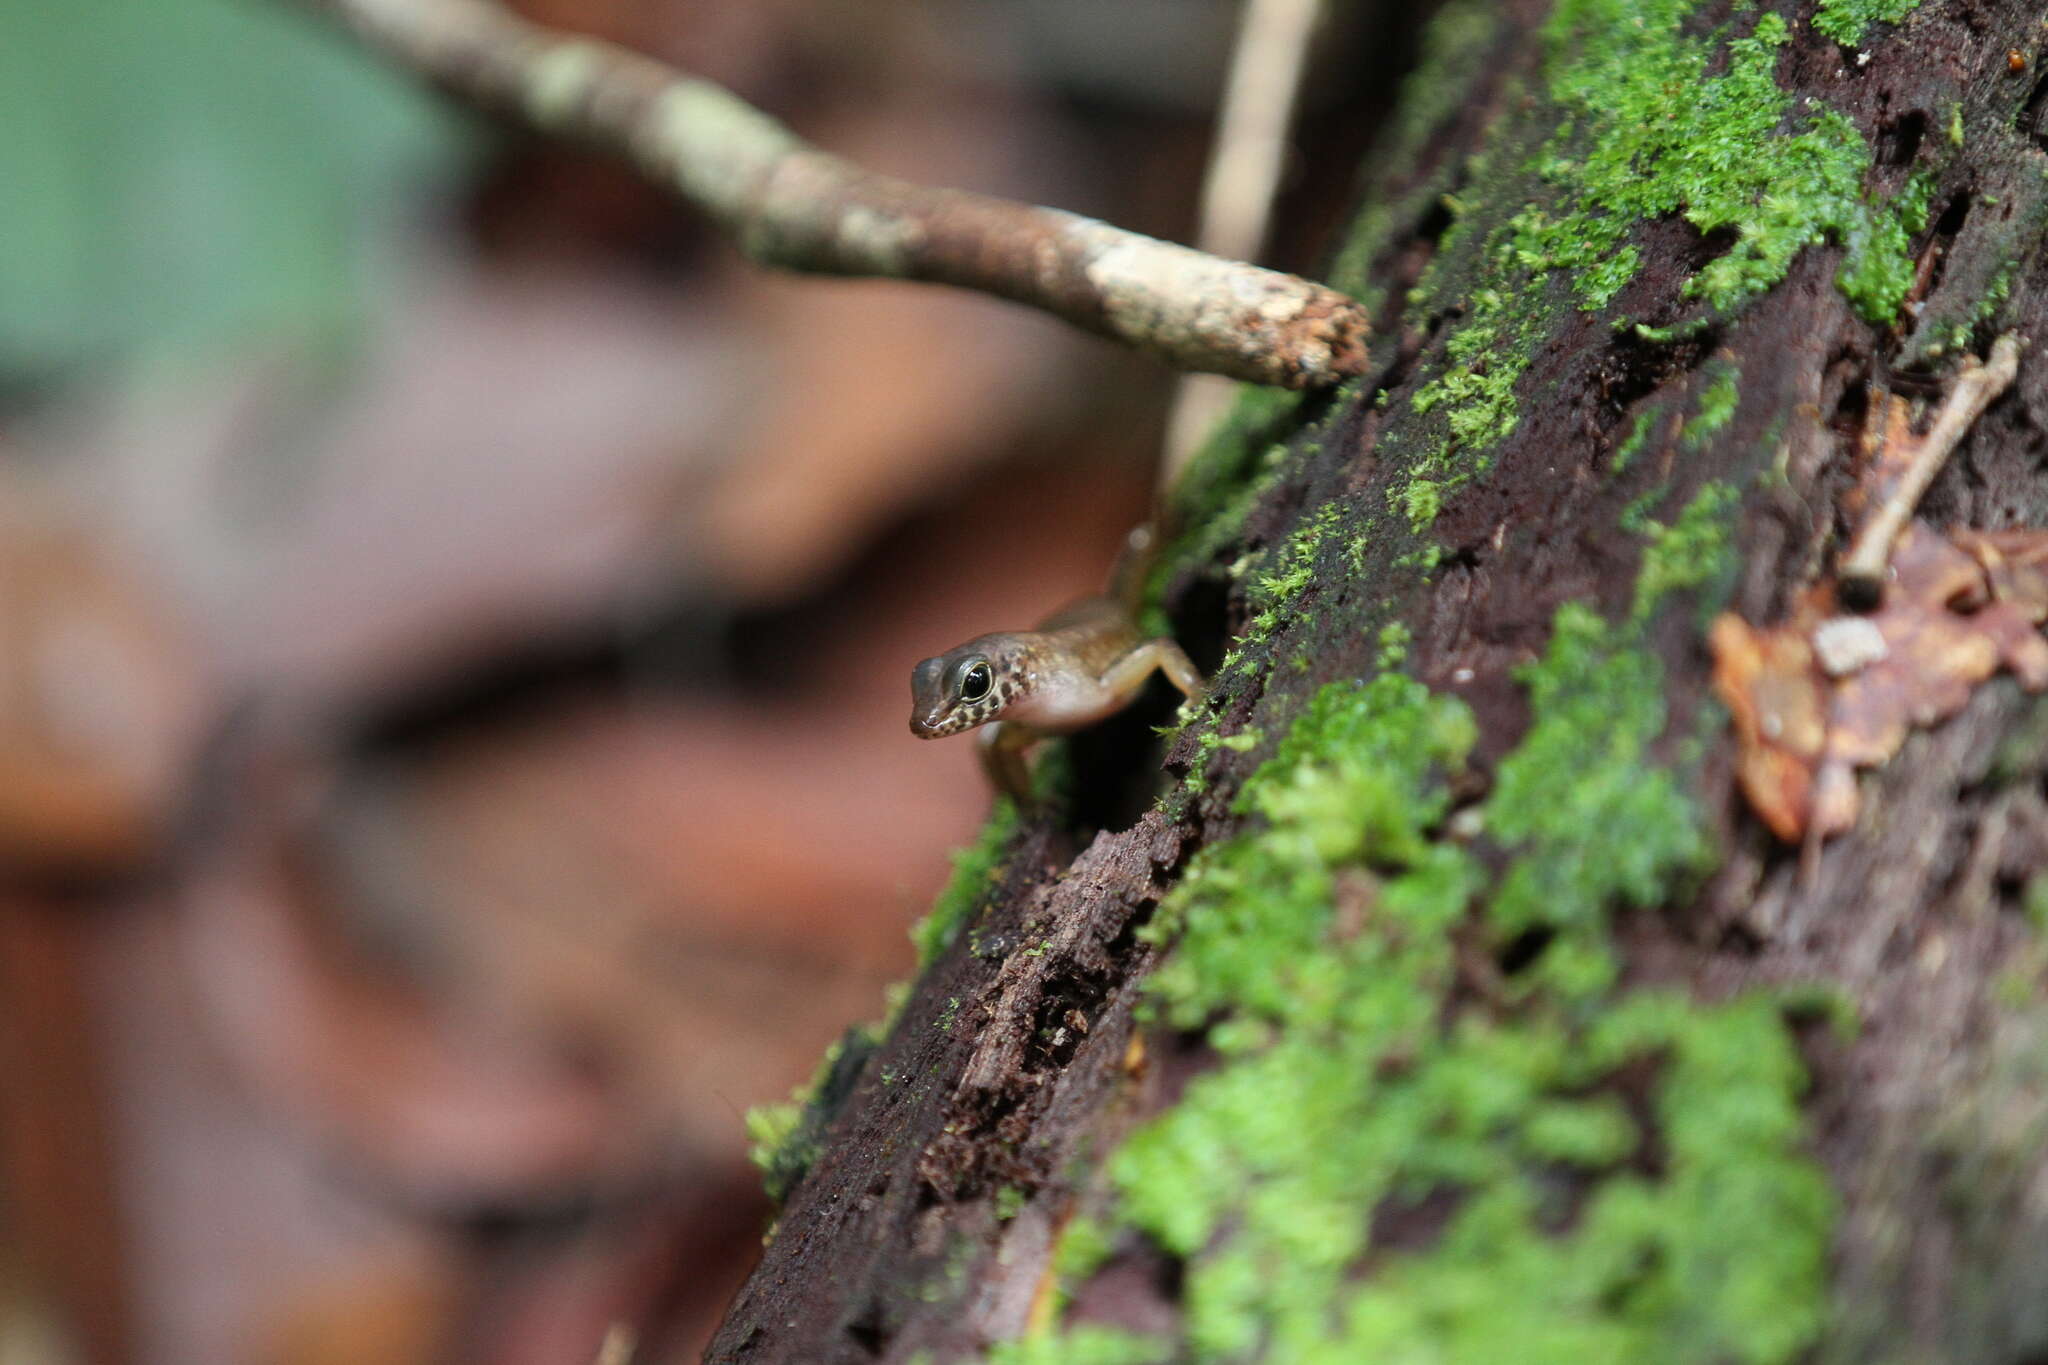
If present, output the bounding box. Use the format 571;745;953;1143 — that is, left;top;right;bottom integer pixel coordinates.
1618;480;1671;537
1166;496;1355;802
1157;494;1350;806
1406;2;1925;499
1813;0;1921;47
1836;168;1937;322
744;1102;802;1178
1179;728;1224;798
1610;410;1656;473
1148;383;1366;659
1411;317;1526;451
1486;606;1714;1000
1017;605;1830;1362
994;1185;1027;1222
910;802;1019;965
745;1027;880;1203
1919;256;2016;360
987;1328;1172;1365
1519;1093;1639;1167
1377;621;1413;670
1169;385;1305;532
1246;504;1343;639
1400;475;1449;532
2025;874;2048;937
1684;364;1741;447
1540;5;1921;320
1396;543;1446;572
1630;481;1742;623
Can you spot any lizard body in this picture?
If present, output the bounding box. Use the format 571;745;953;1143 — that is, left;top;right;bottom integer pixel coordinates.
909;585;1203;801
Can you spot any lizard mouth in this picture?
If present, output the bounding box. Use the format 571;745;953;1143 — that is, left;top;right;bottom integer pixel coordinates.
911;703;992;738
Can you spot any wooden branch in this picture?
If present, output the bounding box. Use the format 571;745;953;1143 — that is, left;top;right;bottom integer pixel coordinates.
309;0;1372;389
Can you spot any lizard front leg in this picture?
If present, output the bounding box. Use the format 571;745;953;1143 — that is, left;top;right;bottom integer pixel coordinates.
978;721;1037;803
1096;638;1206;710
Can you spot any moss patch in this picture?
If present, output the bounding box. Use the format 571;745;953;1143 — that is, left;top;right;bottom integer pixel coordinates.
1684;363;1741;448
743;1100;804;1188
1537;4;1924;320
745;1026;882;1203
1153;385;1313;601
988;1328;1171;1365
1163;418;1369;801
1610;409;1657;473
1245;504;1344;642
1484;605;1715;999
1917;256;2018;362
1400;475;1449;533
1630;480;1742;623
1812;0;1922;47
1012;607;1831;1362
910;801;1020;965
1393;0;1927;520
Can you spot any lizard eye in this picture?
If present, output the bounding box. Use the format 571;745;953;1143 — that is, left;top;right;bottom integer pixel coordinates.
958;662;993;704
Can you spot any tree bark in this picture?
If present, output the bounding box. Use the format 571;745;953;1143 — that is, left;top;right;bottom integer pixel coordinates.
708;2;2048;1361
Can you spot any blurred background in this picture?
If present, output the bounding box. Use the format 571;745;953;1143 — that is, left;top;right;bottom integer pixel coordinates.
0;1;1413;1360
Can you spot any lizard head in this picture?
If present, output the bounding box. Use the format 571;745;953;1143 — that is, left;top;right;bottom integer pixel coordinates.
910;636;1023;738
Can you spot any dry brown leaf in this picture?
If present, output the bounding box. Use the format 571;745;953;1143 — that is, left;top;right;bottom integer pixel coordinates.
1713;521;2048;843
1710;612;1824;843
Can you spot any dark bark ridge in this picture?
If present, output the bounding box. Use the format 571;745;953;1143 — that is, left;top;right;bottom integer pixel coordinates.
711;1;2048;1361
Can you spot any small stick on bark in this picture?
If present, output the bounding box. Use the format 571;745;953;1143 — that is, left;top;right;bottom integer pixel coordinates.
306;0;1371;390
1839;333;2023;608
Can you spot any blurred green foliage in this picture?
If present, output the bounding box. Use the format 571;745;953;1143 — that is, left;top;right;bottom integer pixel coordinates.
0;0;468;383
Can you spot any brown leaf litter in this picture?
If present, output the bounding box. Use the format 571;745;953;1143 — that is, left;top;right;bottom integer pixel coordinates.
1711;338;2037;844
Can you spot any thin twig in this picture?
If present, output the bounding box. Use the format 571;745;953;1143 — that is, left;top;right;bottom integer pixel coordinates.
307;0;1370;390
1840;333;2024;604
1161;0;1328;488
1198;0;1325;270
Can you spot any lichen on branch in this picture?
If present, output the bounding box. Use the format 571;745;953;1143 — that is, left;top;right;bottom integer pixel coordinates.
306;0;1373;389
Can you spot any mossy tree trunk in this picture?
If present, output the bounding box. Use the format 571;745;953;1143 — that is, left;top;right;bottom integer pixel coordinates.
707;2;2048;1361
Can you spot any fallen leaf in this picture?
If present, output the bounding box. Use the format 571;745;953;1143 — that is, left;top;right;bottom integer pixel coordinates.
1711;611;1825;843
1713;521;2048;842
